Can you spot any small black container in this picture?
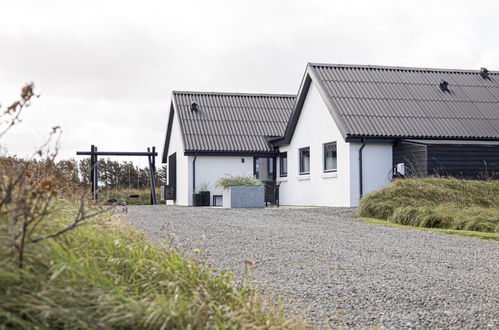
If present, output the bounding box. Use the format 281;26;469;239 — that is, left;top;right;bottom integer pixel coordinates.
192;193;203;206
200;191;211;206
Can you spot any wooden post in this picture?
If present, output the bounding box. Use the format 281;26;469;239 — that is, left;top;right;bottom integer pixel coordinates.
147;147;157;205
90;145;95;200
94;146;99;200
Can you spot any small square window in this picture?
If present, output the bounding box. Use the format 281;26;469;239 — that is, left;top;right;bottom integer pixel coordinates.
280;153;288;177
324;142;337;172
299;147;310;174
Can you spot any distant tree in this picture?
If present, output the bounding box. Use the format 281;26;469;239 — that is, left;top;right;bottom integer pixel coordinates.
78;158;91;186
157;165;167;185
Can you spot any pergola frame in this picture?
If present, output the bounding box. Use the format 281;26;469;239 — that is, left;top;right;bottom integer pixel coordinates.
76;145;158;205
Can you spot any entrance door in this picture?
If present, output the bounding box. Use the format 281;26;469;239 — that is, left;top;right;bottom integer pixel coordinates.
168;152;177;200
253;156;277;204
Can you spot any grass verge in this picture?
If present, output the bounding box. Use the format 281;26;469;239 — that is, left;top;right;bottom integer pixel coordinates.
358;178;499;233
100;188;161;205
360;217;499;241
0;201;302;329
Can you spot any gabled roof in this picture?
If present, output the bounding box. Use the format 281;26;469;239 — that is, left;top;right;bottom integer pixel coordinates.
279;63;499;145
162;91;295;162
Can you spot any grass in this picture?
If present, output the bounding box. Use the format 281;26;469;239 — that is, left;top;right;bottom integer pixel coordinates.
358;177;499;233
215;175;264;190
100;187;161;205
360;217;499;241
0;200;302;329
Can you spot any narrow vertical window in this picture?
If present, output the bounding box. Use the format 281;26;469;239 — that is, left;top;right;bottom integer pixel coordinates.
253;157;260;179
267;157;274;179
280;152;288;177
299;147;310;174
324;142;337;172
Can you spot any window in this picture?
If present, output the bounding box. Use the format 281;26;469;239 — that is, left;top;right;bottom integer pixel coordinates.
299;147;310;174
267;157;275;179
253;157;260;178
279;153;288;177
324;142;337;172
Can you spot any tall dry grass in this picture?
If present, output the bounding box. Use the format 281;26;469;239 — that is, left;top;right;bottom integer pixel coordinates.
0;201;302;329
358;178;499;233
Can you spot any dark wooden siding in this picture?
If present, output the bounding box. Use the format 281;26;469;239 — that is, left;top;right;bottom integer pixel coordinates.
393;142;428;177
427;144;499;179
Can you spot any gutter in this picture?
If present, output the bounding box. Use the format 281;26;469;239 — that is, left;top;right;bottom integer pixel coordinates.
359;139;366;198
192;153;197;193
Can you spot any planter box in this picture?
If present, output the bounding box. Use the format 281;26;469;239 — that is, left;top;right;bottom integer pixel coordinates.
200;191;210;206
192;193;203;206
222;186;264;208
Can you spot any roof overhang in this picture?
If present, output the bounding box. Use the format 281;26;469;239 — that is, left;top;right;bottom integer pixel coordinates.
274;64;350;147
161;102;175;163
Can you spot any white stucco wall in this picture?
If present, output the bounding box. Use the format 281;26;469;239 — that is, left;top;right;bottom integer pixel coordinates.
189;156;254;205
278;81;352;207
166;109;189;206
277;81;393;207
349;143;393;207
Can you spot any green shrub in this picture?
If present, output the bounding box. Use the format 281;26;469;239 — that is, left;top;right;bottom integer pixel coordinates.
358;178;499;233
0;201;301;329
215;175;264;190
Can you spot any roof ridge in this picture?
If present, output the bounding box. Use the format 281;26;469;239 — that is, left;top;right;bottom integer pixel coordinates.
172;90;296;98
308;62;499;74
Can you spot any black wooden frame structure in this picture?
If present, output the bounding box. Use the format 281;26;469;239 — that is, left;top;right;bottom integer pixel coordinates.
76;145;158;205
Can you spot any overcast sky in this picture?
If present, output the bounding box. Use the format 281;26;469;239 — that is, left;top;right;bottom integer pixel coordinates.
1;0;499;165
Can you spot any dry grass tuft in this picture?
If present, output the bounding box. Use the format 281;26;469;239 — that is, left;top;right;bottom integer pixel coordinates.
358;178;499;233
0;201;305;329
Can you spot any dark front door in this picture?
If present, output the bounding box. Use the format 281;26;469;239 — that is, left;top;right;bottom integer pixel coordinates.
168;152;177;200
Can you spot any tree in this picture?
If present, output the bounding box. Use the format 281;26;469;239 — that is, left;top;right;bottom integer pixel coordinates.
157;165;167;185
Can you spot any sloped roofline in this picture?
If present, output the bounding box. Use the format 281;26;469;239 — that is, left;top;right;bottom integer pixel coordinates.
172;90;296;98
161;101;176;163
274;64;350;146
308;62;499;74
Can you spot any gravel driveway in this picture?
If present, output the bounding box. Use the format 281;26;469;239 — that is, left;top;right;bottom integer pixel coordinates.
127;205;499;329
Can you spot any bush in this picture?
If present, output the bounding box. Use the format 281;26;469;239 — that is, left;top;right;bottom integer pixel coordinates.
358;178;499;233
0;201;301;329
215;175;263;189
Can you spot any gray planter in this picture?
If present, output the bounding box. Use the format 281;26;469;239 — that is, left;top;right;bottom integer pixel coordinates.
222;186;265;208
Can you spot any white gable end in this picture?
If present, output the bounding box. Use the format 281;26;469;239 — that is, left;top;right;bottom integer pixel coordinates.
278;80;352;207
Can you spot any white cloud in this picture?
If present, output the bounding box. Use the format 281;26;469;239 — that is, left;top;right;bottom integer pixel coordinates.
1;0;498;160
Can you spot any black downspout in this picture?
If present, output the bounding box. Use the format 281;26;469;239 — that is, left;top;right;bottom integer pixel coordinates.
359;139;366;198
192;153;197;193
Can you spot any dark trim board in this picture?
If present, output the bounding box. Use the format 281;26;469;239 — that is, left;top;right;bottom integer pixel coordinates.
162;103;175;163
184;151;280;157
348;136;499;143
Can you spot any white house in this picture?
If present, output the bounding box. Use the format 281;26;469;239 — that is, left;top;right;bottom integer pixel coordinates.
162;63;499;207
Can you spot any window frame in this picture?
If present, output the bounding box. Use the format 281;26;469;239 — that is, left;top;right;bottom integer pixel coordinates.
279;152;288;177
299;147;310;175
323;142;338;173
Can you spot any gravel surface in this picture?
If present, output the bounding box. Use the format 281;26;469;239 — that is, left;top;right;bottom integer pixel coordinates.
127;205;499;329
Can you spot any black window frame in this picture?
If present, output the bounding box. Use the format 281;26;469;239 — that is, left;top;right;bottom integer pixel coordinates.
279;152;288;177
323;142;337;173
299;147;310;175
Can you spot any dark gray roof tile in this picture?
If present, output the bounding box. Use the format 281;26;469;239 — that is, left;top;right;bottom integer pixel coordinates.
310;63;499;140
172;91;295;153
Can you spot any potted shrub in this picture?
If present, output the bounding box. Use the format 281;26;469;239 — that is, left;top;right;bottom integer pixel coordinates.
215;175;264;208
